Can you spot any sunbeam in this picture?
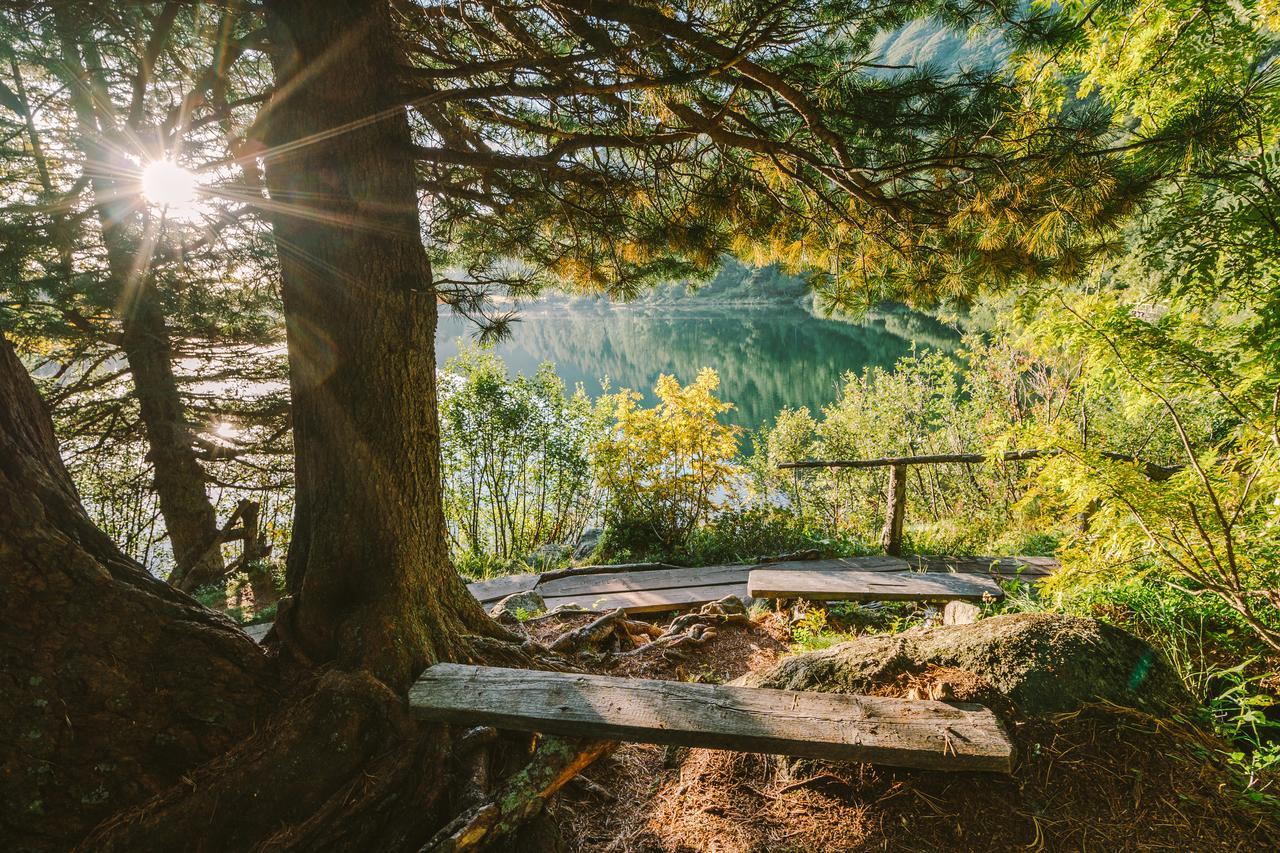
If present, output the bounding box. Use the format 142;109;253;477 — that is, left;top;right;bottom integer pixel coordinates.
141;159;204;221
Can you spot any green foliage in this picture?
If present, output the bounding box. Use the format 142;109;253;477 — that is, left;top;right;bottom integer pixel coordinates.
999;0;1280;654
452;551;522;583
595;369;742;553
789;608;854;652
682;506;830;567
1207;664;1280;794
439;344;605;561
752;343;1071;551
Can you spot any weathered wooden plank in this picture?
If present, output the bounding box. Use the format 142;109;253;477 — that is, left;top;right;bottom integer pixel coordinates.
907;556;1054;578
409;664;1014;773
759;557;911;574
537;564;751;599
468;555;1052;613
540;581;750;614
468;573;541;605
538;562;687;582
747;569;1004;602
754;555;1053;579
242;622;272;642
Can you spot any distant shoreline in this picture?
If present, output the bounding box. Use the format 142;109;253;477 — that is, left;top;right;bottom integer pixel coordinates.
505;296;812;317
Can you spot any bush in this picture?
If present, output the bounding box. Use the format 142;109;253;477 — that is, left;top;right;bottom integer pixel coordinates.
439;344;605;561
683;506;825;566
595;368;741;553
751;344;1058;551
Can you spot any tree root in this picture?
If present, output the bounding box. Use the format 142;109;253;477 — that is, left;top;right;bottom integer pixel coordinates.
422;736;616;852
77;629;608;852
78;670;449;853
550;608;626;653
611;596;749;660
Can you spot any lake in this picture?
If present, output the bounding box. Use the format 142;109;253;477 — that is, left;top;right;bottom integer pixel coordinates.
436;302;960;433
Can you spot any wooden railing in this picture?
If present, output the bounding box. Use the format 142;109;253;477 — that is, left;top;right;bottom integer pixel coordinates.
778;449;1181;556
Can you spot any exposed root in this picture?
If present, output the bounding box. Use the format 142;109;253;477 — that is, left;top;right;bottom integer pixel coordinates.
612;596;749;662
551;609;627;653
423;736;616;852
79;670;446;853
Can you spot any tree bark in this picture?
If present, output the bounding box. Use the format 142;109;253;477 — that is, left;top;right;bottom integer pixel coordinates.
50;8;226;590
118;283;227;591
0;332;275;851
0;331;476;853
260;0;504;692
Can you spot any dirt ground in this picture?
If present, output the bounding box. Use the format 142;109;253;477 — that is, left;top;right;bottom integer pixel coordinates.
525;609;1280;853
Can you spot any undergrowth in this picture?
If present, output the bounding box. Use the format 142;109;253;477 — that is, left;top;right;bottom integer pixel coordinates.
987;576;1280;797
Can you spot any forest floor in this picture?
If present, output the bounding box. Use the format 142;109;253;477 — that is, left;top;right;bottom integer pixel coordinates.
519;608;1280;853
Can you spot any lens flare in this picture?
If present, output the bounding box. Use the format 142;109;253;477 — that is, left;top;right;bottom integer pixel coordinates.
141;160;203;219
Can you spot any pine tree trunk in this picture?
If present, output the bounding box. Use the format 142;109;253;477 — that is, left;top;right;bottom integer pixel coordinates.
50;9;226;591
0;333;274;850
260;0;503;692
117;282;227;591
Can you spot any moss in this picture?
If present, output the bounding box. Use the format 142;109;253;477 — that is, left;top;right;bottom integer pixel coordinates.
746;613;1190;717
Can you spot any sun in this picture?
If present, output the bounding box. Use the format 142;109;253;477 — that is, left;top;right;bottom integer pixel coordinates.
140;159;203;220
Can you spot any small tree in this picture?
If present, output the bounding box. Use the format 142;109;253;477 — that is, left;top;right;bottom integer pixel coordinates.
438;345;603;566
596;369;741;552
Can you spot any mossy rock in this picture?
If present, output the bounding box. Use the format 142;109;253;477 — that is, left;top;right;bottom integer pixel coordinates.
744;613;1189;716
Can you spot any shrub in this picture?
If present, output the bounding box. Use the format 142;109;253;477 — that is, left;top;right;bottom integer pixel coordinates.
683;505;824;566
439;344;605;561
752;345;1060;549
594;368;741;553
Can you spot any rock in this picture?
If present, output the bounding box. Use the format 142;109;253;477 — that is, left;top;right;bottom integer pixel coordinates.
543;603;590;617
700;595;747;617
489;590;546;624
524;543;571;568
742;613;1190;717
572;528;603;560
943;600;981;626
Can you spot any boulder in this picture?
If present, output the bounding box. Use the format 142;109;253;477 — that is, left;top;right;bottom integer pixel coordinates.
489;590;546;624
943;600;981;625
743;613;1189;716
543;603;590;618
524;543;571;568
572;528;603;561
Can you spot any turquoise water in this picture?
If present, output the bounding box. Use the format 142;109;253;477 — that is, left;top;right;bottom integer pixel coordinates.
436;302;959;433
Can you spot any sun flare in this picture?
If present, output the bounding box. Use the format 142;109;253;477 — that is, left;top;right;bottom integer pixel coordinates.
141;159;203;219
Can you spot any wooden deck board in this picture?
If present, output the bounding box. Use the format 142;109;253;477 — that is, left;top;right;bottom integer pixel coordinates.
540;581;749;614
748;568;1004;602
409;664;1014;773
468;573;541;605
467;555;1049;613
537;564;751;599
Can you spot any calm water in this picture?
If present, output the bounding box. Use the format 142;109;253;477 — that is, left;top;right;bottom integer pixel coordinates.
435;302;959;433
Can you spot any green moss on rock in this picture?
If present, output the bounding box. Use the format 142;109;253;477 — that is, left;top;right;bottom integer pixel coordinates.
745;613;1189;716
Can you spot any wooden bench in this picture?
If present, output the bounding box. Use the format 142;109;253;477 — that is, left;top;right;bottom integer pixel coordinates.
409;664;1014;773
746;568;1004;603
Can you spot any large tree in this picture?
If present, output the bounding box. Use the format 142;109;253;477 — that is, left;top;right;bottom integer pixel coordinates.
0;0;1188;849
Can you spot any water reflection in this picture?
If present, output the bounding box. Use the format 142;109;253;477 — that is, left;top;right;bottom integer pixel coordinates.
436;303;958;433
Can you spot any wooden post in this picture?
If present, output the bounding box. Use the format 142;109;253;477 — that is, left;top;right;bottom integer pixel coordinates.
881;463;906;556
